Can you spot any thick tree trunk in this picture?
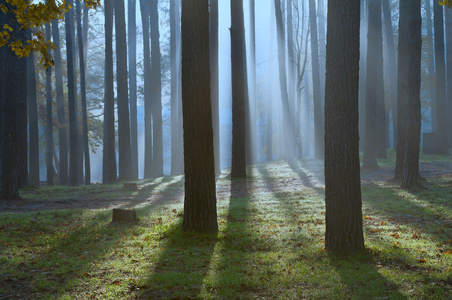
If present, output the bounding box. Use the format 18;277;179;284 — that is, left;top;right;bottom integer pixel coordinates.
129;0;138;180
0;6;28;199
115;0;133;181
308;0;324;159
400;0;422;188
181;0;218;233
65;0;79;186
52;21;68;185
231;0;247;178
434;2;448;153
102;0;117;184
363;0;384;168
76;0;91;185
150;0;164;177
324;0;364;255
27;52;40;187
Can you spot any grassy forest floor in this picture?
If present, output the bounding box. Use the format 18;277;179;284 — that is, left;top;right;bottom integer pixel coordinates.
0;151;451;299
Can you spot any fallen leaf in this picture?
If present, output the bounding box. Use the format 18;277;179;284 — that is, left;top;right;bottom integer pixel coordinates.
364;216;372;220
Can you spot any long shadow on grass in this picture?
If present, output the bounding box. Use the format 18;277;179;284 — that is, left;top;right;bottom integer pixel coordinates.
120;176;185;210
1;209;141;298
329;252;407;299
140;209;217;298
362;182;452;244
1;177;186;298
212;178;256;297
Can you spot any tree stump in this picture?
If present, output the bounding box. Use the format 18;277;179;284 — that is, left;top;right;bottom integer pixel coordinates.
112;209;137;223
123;183;138;191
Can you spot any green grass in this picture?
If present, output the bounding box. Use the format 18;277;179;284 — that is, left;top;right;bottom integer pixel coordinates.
0;156;451;299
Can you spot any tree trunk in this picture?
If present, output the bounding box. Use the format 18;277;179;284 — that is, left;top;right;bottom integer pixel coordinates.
181;0;218;233
52;21;68;185
45;21;54;186
115;0;133;181
210;0;221;176
150;0;163;177
27;52;40;187
246;0;257;165
102;0;117;184
400;0;422;188
275;0;297;162
324;0;364;255
308;0;324;159
267;0;275;162
231;0;247;178
129;0;139;180
382;0;397;150
76;0;91;185
358;0;367;152
65;0;79;186
399;0;422;188
445;6;452;148
170;0;184;176
434;1;448;153
425;0;437;132
0;6;28;199
141;0;153;179
363;0;384;168
286;0;295;157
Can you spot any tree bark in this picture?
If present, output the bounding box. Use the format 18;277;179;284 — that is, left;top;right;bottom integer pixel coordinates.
102;0;117;184
400;0;422;188
65;0;79;186
115;0;133;181
129;0;139;180
0;6;28;199
210;0;221;176
425;0;437;132
170;0;184;176
27;52;40;187
363;0;384;168
141;0;153;179
231;0;247;178
382;0;397;150
52;21;68;185
150;0;164;177
246;0;257;165
445;6;452;148
434;1;448;153
45;21;54;186
308;0;324;159
76;0;91;185
324;0;364;255
275;0;297;161
181;0;218;233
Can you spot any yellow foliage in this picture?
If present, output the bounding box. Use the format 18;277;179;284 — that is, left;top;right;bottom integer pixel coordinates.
440;0;452;8
0;0;99;67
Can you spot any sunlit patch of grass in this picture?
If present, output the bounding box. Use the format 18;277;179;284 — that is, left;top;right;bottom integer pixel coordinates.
1;159;451;299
